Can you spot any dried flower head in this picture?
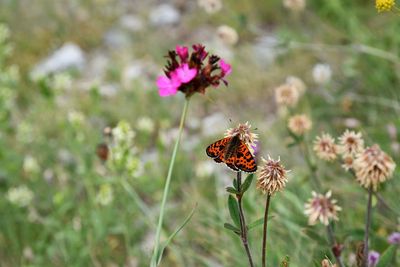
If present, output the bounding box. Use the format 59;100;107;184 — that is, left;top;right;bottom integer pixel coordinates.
225;121;258;151
338;130;364;157
156;44;231;97
288;114;312;135
286;76;306;94
257;156;289;195
283;0;306;12
376;0;395;12
217;25;239;46
353;144;396;191
198;0;222;14
312;63;332;85
313;133;338;161
342;155;354;171
304;191;341;226
275;83;300;107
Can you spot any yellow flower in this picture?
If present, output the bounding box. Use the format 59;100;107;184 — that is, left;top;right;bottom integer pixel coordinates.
376;0;395;12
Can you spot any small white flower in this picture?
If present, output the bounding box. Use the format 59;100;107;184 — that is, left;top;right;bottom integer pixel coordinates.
137;117;155;133
7;185;34;207
312;63;332;85
96;184;114;206
23;155;40;174
67;110;85;126
198;0;222;14
216;25;239;46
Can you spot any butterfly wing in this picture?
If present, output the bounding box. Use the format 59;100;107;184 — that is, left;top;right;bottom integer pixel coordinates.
206;137;231;159
234;141;257;173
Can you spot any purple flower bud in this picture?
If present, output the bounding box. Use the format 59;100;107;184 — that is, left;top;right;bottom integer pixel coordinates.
368;250;380;267
388;232;400;245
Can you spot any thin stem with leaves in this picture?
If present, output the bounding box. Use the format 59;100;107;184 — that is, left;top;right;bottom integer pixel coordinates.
151;98;190;266
236;171;255;267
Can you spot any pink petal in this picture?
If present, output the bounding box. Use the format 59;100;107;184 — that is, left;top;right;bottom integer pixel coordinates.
156;75;180;97
220;59;232;76
176;45;188;61
174;64;197;83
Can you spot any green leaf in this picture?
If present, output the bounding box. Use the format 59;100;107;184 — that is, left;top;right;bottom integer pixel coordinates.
233;178;238;190
223;223;241;235
226;186;240;195
376;245;397;267
228;195;241;227
154;204;197;265
241;174;254;193
247;217;264;231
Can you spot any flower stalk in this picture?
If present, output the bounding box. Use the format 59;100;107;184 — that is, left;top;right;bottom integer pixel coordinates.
151;98;190;266
326;223;344;267
362;186;373;267
262;194;271;267
236;171;255;267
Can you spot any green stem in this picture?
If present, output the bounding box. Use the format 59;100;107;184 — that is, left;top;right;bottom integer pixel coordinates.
362;186;373;267
151;98;190;266
262;194;271;267
236;172;255;267
300;140;322;191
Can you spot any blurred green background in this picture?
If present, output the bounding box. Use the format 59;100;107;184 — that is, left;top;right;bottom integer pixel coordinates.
0;0;399;266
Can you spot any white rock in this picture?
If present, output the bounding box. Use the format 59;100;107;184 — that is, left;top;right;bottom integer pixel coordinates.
120;15;144;32
31;43;85;79
149;4;180;26
104;28;131;48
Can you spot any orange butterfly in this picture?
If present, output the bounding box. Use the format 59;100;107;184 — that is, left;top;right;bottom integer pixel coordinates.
206;134;257;173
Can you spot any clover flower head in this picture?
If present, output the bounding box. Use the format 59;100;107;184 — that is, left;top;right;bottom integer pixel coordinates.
283;0;306;12
312;63;332;85
217;25;239;46
353;144;396;191
288;114;312;135
313;133;338;161
198;0;222;14
275;83;300;107
338;130;364;157
156;44;231;97
304;191;341;226
257;156;289;195
7;185;34;207
387;232;400;244
225;121;258;151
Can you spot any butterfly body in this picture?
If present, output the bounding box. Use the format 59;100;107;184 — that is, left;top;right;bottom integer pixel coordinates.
206;135;257;173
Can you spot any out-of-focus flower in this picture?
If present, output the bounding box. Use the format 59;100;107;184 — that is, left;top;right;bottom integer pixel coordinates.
283;0;306;12
156;44;231;97
342;155;354;171
198;0;222;14
108;121;142;177
304;191;341;225
7;185;34;207
257;156;289;195
67;110;85;126
387;232;400;244
321;259;337;267
288;114;312;135
368;251;380;267
353;144;396;191
313;133;338;161
23;155;40;174
217;25;239;46
50;72;72;91
137;117;155;133
275;83;300;107
376;0;395;12
312;63;332;85
343;118;361;129
225;121;258;151
286;76;306;94
23;247;34;262
386;123;397;140
338;130;364;157
96;184;113;206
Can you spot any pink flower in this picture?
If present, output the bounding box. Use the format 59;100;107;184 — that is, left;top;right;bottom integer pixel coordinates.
192;44;208;60
176;45;188;61
174;63;197;83
156;74;181;97
220;59;232;76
